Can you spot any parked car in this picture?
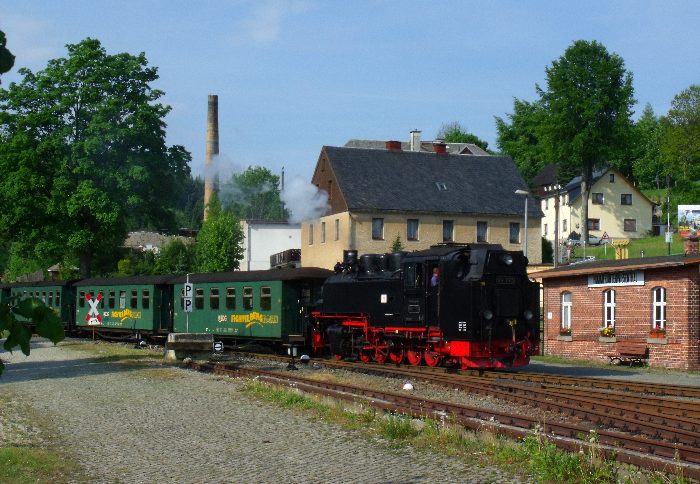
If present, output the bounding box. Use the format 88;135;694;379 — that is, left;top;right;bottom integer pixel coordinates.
567;233;608;246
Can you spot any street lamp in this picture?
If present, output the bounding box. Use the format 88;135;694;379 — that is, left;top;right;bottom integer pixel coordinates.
515;189;529;259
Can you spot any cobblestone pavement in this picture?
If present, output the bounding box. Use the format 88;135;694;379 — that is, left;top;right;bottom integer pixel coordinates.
1;340;525;484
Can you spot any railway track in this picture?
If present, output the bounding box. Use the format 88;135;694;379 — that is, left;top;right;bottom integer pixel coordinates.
188;359;700;479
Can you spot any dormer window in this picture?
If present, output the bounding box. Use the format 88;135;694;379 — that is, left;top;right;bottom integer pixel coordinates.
435;182;447;191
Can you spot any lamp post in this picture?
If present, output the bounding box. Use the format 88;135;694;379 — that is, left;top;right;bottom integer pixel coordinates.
515;189;529;259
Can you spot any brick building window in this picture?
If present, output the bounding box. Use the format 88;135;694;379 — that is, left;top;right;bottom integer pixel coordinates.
652;287;666;329
476;221;487;242
592;192;604;204
407;219;419;241
372;218;384;240
561;292;572;330
624;219;637;232
621;193;632;205
603;289;616;328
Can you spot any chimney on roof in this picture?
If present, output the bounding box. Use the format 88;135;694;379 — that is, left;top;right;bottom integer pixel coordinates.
385;140;402;151
410;129;421;151
433;141;447;154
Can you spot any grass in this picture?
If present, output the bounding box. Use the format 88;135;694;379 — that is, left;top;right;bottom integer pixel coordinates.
240;379;687;482
567;234;683;261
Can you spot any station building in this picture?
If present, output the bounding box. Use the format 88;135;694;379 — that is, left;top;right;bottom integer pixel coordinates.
534;252;700;370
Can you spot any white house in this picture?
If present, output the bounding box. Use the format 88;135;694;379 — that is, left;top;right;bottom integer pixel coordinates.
239;220;301;271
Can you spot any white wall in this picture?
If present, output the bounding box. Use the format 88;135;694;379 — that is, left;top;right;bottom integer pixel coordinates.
240;221;301;271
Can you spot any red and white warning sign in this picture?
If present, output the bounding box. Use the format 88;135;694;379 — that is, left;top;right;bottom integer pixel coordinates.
85;293;103;326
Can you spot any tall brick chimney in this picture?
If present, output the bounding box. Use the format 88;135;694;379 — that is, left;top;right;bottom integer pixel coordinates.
203;94;219;221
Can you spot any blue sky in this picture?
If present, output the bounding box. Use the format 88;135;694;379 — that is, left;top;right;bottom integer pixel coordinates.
1;1;699;183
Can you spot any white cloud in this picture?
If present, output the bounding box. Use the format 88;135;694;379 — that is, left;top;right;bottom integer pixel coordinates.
231;0;311;45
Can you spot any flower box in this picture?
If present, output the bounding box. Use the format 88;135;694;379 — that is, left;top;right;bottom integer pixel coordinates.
599;326;615;338
599;336;617;343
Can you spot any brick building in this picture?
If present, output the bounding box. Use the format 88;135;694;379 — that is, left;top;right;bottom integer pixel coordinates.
534;255;700;370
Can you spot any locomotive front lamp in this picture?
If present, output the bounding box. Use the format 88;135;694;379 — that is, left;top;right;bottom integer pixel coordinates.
481;309;494;320
514;189;530;259
501;254;514;266
523;310;534;320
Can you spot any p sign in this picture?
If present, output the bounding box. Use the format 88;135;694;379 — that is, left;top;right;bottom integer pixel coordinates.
184;283;194;313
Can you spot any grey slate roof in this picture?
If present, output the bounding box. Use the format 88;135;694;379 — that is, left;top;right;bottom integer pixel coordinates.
344;139;489;155
323;146;541;218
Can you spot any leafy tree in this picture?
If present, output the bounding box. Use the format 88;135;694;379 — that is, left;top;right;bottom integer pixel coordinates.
0;38;191;278
495;99;553;183
195;198;244;272
174;175;204;230
436;122;490;152
154;238;196;274
0;30;14;82
661;85;700;183
631;104;663;189
220;166;287;221
390;234;404;252
538;40;634;241
1;297;64;375
116;251;156;276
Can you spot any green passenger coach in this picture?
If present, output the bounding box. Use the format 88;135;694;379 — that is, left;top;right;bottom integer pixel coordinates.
171;268;331;344
74;275;174;339
3;281;76;331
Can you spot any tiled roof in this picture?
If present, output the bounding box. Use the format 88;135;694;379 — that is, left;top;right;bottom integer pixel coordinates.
323;146;541;217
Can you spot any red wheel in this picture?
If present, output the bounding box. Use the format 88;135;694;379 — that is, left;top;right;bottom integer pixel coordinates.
424;352;443;367
359;351;371;363
388;349;405;365
459;357;473;370
406;350;423;366
374;347;388;364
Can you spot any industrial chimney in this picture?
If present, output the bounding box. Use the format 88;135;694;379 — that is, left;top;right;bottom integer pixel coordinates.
203;94;219;221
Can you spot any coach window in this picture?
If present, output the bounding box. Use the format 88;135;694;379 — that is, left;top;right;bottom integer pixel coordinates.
108;290;115;309
98;291;105;309
243;287;254;310
142;289;150;310
195;288;204;310
210;288;219;310
603;289;616;328
652;287;666;329
119;290;126;309
179;288;185;310
226;287;236;310
260;286;272;311
130;290;138;309
561;292;572;331
79;291;86;308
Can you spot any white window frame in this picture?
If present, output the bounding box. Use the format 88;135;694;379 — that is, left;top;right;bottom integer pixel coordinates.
603;289;616;327
652;287;666;329
561;292;572;330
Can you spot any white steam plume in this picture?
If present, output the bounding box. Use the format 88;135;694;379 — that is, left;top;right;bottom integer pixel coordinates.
281;177;330;223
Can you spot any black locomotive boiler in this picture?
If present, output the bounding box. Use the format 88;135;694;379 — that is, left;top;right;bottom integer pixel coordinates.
310;244;539;369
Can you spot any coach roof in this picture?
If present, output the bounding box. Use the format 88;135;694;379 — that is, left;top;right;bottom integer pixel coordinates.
319;146;540;217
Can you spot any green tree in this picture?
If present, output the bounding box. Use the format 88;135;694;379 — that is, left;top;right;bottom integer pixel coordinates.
495;99;553;183
538;40;634;241
661;85;700;183
196;199;244;272
221;166;287;221
390;234;404;252
0;30;14;82
436;122;490;152
0;38;191;278
631;104;663;189
154;238;196;274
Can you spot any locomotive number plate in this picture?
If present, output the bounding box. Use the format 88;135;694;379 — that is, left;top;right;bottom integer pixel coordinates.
496;276;516;285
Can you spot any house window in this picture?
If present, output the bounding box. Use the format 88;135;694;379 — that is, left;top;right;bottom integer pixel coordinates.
561;292;572;330
509;222;520;244
652;287;666;329
195;288;204;310
321;221;326;243
621;193;632;205
226;288;236;310
210;288;219;310
476;221;487;242
603;289;616;328
407;219;419;241
443;220;454;242
562;219;568;233
372;218;384;240
142;289;150;310
609;173;615;183
308;224;314;245
592;193;604;204
544;223;548;236
624;219;637;232
260;286;271;311
243;286;253;310
588;219;600;231
334;219;339;241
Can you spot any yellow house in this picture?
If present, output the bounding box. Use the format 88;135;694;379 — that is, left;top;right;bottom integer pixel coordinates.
539;167;654;245
301;144;542;269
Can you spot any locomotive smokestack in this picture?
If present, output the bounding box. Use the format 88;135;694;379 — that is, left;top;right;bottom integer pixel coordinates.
203;94;219;221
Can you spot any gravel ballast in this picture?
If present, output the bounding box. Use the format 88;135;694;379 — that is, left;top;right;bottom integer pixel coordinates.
1;340;525;483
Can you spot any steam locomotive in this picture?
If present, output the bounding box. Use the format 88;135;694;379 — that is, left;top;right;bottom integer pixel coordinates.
2;243;539;370
311;244;540;369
